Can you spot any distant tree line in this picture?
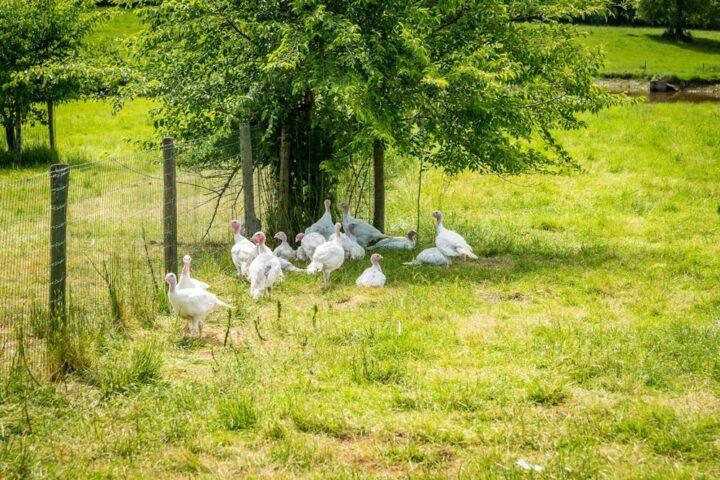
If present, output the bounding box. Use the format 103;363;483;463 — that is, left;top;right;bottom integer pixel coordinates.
579;0;720;39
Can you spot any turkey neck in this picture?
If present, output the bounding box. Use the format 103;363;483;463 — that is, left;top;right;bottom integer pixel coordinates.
435;220;445;234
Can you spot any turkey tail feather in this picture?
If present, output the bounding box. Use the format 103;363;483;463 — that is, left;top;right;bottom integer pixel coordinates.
458;248;478;260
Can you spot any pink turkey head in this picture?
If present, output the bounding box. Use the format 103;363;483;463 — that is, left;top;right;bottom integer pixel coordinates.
431;211;443;224
324;199;332;211
340;202;350;214
252;232;266;245
334;222;342;235
295;232;305;243
165;272;177;287
230;219;241;234
407;230;417;240
182;255;191;274
371;253;383;265
274;231;288;242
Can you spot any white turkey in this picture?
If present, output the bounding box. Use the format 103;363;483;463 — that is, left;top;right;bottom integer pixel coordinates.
230;219;256;278
178;255;209;290
248;232;284;300
403;247;451;267
166;273;231;336
305;199;335;239
307;223;345;289
295;231;326;262
356;253;386;287
432;211;478;261
369;230;417;251
332;224;365;260
340;202;388;247
273;231;296;260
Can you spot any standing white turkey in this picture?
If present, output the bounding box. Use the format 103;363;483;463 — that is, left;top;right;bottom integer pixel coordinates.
230;219;256;278
295;232;326;262
432;211;478;261
356;253;386;287
248;232;284;300
332;224;365;260
403;247;451;266
340;202;388;247
166;273;231;336
178;255;209;290
307;223;345;289
369;230;417;251
273;232;296;260
304;199;335;239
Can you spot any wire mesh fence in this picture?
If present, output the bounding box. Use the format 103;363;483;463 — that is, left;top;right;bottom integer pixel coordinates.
1;131;376;383
0;137;257;381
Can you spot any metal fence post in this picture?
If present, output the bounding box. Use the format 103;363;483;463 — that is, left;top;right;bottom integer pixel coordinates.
163;137;178;275
240;123;260;236
49;164;69;320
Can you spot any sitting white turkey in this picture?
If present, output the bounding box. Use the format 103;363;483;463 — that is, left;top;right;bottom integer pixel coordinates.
305;199;335;239
295;231;326;261
178;255;209;290
273;232;296;260
340;202;388;247
356;253;386;287
403;247;451;266
307;223;345;289
248;232;284;300
332;224;365;260
166;273;231;336
230;219;256;278
432;211;478;261
369;230;417;251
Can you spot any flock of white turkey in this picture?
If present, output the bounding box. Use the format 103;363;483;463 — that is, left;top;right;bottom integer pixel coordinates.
166;201;477;335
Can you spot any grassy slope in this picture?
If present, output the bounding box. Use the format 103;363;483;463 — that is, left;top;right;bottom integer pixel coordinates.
2;102;720;478
578;26;720;81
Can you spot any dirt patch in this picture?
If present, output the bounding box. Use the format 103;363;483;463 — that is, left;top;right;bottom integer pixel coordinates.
335;294;370;309
478;291;532;304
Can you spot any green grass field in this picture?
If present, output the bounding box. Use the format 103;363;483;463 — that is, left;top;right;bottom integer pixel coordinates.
2;10;720;478
2;102;720;478
578;26;720;81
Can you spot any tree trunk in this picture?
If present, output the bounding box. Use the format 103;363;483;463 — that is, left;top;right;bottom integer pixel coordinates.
373;139;385;232
13;104;22;163
277;123;290;234
671;0;688;40
48;99;56;150
4;122;15;152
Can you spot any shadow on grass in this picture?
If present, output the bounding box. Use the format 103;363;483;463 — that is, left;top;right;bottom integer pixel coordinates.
645;33;720;57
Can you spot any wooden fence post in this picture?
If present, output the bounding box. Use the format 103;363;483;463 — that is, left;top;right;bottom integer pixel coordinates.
277;123;290;234
49;164;69;320
163;137;178;275
240;123;260;236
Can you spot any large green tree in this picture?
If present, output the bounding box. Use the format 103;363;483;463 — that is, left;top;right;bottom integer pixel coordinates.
0;0;103;161
636;0;720;40
128;0;619;233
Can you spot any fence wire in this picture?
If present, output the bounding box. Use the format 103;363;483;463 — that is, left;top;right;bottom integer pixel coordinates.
1;135;375;382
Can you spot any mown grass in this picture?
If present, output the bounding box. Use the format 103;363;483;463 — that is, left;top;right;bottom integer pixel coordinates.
578;26;720;82
2;101;719;478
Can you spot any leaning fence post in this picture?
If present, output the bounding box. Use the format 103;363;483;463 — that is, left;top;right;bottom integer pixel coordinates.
163;137;178;275
49;164;69;320
240;123;260;236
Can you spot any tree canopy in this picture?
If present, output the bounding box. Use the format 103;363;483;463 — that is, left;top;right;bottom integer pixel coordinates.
0;0;115;161
129;0;620;231
635;0;720;40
